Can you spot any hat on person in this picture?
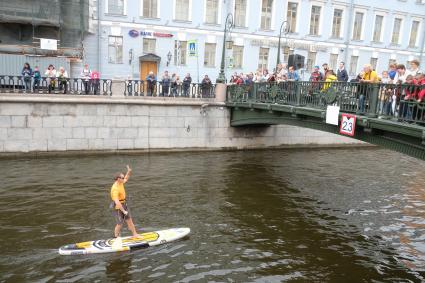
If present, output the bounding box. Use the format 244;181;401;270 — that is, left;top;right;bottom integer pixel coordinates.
314;65;320;69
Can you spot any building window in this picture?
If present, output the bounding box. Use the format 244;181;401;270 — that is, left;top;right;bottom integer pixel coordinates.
233;45;244;69
370;57;378;70
108;0;125;15
174;40;187;65
409;20;419;47
391;18;402;44
352;12;363;40
234;0;247;27
205;0;219;24
143;38;156;54
287;2;297;33
283;47;293;63
108;36;123;64
143;0;158;18
306;52;317;72
373;15;383;42
309;6;321;35
329;54;338;70
260;0;273;30
349;56;358;76
332;9;343;38
204;43;216;67
258;47;269;70
175;0;190;21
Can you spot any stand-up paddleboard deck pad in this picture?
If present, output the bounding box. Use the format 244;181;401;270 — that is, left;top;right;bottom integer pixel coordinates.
59;228;190;255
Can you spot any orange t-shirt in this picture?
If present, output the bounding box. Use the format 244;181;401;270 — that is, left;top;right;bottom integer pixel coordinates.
110;182;126;209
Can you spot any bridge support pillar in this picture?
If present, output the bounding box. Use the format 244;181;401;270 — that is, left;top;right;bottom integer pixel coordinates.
215;83;227;102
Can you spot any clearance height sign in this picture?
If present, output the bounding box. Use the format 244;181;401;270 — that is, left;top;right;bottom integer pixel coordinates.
340;113;357;136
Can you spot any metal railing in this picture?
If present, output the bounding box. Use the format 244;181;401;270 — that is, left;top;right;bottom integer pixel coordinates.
227;81;425;125
124;80;216;98
0;75;113;96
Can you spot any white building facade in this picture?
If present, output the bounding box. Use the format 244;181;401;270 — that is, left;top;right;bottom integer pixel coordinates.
84;0;425;81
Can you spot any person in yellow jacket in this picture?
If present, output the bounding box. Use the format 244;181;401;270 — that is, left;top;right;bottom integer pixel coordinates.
110;165;139;238
358;64;379;112
322;70;337;91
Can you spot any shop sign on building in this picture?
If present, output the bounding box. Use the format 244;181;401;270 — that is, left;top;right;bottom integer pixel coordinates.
40;38;57;50
138;31;173;38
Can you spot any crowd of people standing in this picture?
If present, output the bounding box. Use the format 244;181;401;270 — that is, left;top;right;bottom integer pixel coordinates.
142;71;213;97
20;63;101;94
227;60;424;119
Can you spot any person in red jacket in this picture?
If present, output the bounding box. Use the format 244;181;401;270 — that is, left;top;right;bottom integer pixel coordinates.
414;73;425;122
400;75;417;120
417;74;425;103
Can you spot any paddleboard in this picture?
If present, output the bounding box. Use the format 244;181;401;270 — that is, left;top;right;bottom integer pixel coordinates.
58;227;190;255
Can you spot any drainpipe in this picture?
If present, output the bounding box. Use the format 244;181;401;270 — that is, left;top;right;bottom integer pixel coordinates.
343;0;355;66
97;0;101;72
419;26;425;67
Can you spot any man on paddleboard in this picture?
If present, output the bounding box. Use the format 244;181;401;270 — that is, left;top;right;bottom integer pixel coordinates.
111;165;139;238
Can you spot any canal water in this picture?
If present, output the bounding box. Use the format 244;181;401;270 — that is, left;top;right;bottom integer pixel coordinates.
0;148;424;282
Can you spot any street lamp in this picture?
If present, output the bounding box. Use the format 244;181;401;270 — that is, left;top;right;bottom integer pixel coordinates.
276;21;289;72
217;13;234;83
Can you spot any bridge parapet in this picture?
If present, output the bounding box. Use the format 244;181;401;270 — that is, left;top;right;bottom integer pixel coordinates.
227;81;425;125
226;81;425;160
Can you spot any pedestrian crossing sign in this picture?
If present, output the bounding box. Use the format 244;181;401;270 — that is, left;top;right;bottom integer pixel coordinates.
188;40;197;57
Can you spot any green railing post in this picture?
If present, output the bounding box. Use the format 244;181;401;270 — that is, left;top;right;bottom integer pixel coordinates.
295;82;301;106
367;84;379;117
251;83;258;102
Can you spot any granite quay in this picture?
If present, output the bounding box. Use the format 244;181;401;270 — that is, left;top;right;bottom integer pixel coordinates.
0;86;362;154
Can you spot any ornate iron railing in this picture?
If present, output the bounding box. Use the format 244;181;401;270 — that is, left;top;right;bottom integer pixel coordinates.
227;81;425;125
0;75;112;96
124;80;216;98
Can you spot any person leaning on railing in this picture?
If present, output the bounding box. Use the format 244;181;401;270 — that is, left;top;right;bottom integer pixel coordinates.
81;64;92;95
322;70;337;91
56;67;69;94
171;74;181;97
287;66;299;81
90;70;100;95
379;71;393;116
182;73;192;97
201;75;212;98
21;62;33;93
33;66;41;93
358;64;379;113
399;74;425;121
45;64;57;94
146;71;157;96
161;71;171;97
417;74;425;104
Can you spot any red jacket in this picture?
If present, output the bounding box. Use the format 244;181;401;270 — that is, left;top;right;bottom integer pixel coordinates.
417;78;425;102
404;79;418;100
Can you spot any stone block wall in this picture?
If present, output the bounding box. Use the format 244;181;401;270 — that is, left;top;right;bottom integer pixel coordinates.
0;96;363;153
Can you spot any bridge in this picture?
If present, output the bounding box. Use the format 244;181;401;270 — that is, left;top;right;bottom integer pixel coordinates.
226;81;425;161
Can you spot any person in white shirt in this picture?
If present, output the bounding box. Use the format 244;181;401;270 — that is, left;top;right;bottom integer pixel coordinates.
81;64;92;94
392;64;408;117
45;64;57;93
393;64;407;84
406;59;422;77
56;66;69;94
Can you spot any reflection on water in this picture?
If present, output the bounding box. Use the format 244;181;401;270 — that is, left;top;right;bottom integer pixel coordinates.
0;148;424;282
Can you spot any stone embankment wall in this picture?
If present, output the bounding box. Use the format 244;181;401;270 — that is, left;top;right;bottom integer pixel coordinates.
0;95;363;154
